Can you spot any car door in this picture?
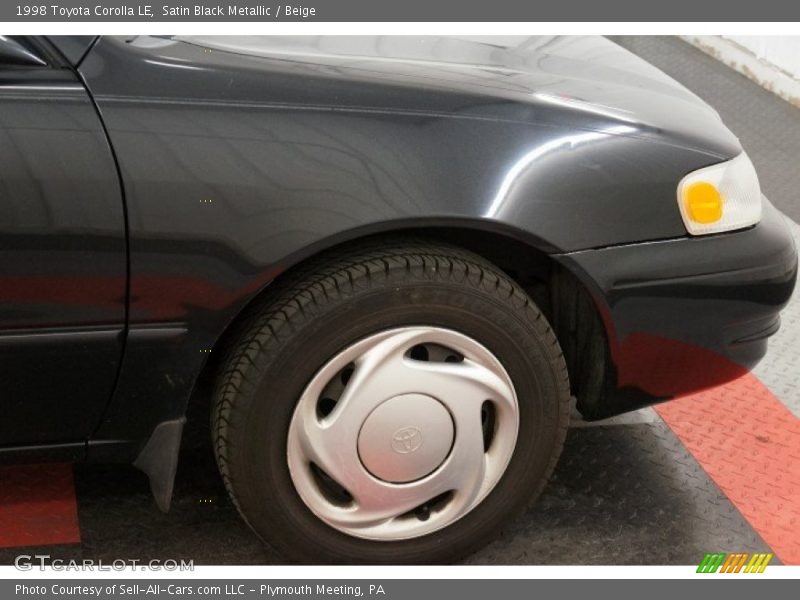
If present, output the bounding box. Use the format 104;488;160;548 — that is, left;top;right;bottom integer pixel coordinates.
0;36;126;452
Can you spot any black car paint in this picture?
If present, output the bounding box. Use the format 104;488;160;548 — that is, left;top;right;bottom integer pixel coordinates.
47;35;96;65
559;197;796;416
0;60;126;448
0;37;796;493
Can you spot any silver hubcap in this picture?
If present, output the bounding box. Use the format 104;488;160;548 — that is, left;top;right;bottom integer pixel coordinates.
358;393;454;483
286;326;519;541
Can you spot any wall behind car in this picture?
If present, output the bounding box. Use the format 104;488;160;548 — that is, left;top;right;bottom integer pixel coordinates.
683;36;800;108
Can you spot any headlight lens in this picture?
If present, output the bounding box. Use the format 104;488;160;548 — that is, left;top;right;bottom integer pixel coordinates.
677;152;762;235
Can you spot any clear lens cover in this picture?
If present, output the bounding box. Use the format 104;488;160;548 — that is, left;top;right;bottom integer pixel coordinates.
677;152;762;235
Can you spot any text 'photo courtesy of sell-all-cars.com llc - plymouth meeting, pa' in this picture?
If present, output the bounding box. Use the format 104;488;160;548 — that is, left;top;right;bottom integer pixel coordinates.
0;34;796;564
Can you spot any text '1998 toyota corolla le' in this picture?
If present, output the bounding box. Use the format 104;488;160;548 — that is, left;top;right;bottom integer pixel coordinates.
0;35;796;563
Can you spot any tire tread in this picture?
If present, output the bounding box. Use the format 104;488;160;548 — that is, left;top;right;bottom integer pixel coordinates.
211;238;570;561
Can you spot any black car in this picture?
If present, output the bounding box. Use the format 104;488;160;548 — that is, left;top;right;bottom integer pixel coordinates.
1;35;796;563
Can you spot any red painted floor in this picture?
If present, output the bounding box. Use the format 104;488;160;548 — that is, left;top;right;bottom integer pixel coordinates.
0;463;80;548
657;373;800;565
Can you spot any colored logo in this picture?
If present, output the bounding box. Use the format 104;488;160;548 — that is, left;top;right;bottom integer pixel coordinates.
391;426;423;454
697;552;773;573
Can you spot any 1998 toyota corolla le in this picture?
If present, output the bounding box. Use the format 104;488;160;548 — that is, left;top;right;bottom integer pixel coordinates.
1;35;796;563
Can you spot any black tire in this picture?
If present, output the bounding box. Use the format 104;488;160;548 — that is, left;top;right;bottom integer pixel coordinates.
211;239;570;564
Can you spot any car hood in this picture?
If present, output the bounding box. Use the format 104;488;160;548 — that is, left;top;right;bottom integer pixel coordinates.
173;35;742;158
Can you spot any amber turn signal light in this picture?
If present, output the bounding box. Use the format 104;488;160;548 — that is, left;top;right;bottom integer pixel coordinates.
684;181;724;224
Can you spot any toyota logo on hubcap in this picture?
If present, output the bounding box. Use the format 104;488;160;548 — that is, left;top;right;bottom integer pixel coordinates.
391;426;423;454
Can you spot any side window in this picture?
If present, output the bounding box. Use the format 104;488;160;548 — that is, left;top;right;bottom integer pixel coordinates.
0;36;47;67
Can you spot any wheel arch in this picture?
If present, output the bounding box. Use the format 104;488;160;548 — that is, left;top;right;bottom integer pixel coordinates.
125;218;615;512
189;218;614;428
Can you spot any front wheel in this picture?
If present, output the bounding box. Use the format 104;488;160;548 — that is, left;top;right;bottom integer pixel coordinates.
211;240;570;563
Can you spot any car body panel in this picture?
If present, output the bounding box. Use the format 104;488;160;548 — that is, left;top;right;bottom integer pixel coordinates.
0;66;126;447
173;35;740;157
557;196;797;416
46;35;97;66
0;36;795;479
71;35;749;449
